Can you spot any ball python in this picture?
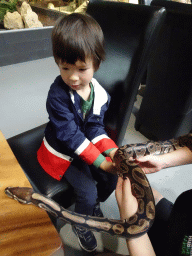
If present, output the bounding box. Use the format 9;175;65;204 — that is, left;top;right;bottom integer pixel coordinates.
4;133;192;239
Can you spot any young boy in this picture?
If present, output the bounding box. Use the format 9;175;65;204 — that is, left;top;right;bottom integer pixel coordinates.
37;13;118;252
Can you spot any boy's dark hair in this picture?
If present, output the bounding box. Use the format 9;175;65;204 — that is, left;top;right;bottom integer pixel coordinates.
52;13;105;71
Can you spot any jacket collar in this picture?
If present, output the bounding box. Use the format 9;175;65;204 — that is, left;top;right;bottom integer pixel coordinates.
69;78;109;115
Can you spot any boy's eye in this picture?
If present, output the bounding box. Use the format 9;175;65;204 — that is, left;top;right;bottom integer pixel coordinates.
62;67;68;70
79;68;87;72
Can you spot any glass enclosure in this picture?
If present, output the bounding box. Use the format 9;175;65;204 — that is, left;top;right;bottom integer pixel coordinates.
30;0;89;15
0;0;138;29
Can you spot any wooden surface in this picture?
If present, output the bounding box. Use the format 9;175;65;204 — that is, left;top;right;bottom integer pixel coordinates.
0;130;63;256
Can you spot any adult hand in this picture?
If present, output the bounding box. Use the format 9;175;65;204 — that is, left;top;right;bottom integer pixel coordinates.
115;176;156;256
134;155;164;174
115;176;138;220
135;146;192;174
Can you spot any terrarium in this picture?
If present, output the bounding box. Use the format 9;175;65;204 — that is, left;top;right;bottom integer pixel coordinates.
0;0;88;29
30;0;88;14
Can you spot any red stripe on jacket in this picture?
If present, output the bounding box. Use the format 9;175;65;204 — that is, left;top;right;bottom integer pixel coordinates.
37;141;72;181
94;138;118;153
78;142;102;165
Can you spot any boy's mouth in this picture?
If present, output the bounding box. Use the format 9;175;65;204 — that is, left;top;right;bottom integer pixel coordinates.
70;84;80;90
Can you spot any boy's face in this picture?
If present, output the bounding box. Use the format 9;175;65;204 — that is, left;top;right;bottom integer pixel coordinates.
59;58;95;92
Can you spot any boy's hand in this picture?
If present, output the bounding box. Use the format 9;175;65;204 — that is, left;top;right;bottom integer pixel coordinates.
99;159;117;174
108;148;118;160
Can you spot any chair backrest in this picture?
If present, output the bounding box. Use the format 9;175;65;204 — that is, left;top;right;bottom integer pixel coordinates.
86;1;166;145
139;0;153;5
135;0;192;140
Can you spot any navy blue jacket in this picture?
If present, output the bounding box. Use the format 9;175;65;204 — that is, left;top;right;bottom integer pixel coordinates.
37;76;118;180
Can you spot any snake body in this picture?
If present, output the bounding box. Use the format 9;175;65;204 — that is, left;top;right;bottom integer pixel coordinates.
4;133;192;239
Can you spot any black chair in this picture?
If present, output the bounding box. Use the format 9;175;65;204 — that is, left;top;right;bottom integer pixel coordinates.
139;0;153;5
7;124;75;208
7;2;166;230
7;123;76;230
87;1;166;146
135;0;192;140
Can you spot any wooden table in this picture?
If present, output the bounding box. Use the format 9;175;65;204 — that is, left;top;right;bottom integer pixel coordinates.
0;130;64;255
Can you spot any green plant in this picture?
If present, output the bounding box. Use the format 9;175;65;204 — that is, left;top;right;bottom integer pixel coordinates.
0;0;18;22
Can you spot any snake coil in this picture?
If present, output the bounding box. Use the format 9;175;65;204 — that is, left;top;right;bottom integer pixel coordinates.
5;133;192;238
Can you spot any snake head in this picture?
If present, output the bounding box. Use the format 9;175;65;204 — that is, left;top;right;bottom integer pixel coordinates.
5;187;34;204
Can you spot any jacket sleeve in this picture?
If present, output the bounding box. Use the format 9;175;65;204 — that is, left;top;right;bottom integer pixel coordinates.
47;92;106;166
87;78;118;155
85;105;118;155
87;126;118;155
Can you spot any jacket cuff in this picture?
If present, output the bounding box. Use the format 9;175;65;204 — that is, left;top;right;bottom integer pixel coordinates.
93;154;106;168
104;148;117;155
92;135;118;153
75;138;102;165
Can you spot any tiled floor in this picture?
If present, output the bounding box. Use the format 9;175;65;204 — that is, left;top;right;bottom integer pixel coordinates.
1;57;192;255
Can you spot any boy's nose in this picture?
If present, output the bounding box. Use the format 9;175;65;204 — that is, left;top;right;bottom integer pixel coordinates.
69;73;79;81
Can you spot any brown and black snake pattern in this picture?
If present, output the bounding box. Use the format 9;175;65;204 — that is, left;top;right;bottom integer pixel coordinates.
4;133;192;239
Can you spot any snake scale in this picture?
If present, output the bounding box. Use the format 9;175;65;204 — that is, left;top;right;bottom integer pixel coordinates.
5;133;192;239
